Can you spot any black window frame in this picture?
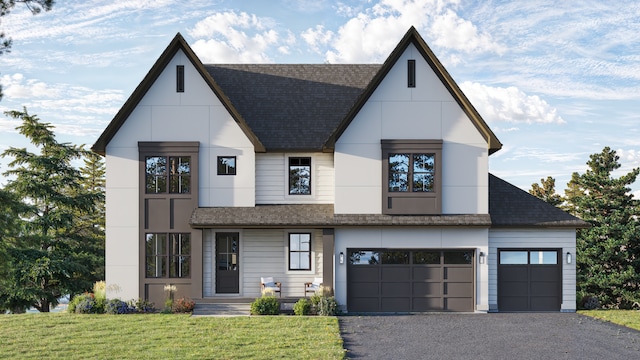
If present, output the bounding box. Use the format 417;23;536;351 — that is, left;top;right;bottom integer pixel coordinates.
176;65;184;92
145;155;191;194
288;233;312;271
145;232;191;278
408;59;416;88
217;156;237;175
288;157;311;195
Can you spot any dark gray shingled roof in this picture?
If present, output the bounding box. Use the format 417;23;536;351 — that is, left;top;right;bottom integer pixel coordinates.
189;175;588;228
190;204;491;228
489;174;589;228
204;64;380;151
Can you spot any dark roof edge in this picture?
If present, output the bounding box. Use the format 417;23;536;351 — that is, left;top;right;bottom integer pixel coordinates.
323;26;503;155
91;33;265;156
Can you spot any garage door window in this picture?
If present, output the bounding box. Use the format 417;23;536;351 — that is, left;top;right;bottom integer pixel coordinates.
413;251;440;264
530;251;558;264
444;251;473;264
499;251;528;264
349;251;380;265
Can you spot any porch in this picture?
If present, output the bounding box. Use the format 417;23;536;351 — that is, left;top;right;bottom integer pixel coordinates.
193;297;307;316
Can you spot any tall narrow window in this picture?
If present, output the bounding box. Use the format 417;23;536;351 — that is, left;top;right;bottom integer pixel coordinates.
146;233;191;278
407;59;416;88
289;157;311;195
289;233;311;270
145;233;167;278
176;65;185;92
169;233;191;278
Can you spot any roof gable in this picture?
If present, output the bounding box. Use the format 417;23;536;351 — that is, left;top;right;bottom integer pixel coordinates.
323;26;502;154
91;33;264;155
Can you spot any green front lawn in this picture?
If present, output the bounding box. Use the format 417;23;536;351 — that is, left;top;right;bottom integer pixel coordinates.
579;310;640;331
0;314;345;359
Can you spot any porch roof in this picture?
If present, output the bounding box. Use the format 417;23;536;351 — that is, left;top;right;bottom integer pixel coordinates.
190;204;492;228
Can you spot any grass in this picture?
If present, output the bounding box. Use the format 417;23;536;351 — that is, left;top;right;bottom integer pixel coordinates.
578;310;640;331
0;313;345;359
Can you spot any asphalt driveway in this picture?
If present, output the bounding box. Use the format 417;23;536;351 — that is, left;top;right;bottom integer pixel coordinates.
339;313;640;359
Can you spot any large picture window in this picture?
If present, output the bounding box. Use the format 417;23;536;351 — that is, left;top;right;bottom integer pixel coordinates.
289;233;311;270
382;140;442;215
145;156;191;194
289;157;311;195
146;233;191;278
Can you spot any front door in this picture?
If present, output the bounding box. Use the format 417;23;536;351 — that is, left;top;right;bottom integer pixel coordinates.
216;232;239;294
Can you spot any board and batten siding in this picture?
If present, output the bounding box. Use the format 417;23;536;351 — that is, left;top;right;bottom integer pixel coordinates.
255;153;334;204
334;42;488;215
488;229;576;312
202;229;323;298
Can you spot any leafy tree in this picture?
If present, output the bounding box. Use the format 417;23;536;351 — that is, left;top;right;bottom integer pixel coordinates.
529;176;563;207
565;147;640;308
0;108;101;312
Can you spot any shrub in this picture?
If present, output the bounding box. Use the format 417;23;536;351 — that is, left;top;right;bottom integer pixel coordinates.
130;298;156;313
73;294;99;314
250;296;280;315
310;289;339;316
105;299;135;315
581;295;601;310
293;298;311;315
172;298;195;313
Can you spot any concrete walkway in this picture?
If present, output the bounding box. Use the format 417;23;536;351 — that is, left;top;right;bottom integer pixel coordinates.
339;313;640;359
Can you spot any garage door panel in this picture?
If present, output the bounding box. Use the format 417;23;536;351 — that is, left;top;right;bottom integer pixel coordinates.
499;296;528;311
531;281;559;296
531;296;560;311
381;298;410;312
413;266;441;281
445;267;473;281
499;281;528;296
446;297;474;312
531;267;559;280
382;282;411;296
499;267;528;281
413;297;443;311
381;267;410;280
350;298;380;312
445;282;473;297
350;266;379;280
350;283;380;297
413;282;441;296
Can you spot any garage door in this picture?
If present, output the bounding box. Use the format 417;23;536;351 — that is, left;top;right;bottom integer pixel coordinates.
498;249;561;311
347;249;474;312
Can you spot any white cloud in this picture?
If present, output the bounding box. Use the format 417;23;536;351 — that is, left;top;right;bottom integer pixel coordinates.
460;81;565;125
323;0;503;63
188;11;281;63
301;25;334;54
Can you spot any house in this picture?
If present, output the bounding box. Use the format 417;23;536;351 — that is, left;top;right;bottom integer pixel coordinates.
92;27;587;313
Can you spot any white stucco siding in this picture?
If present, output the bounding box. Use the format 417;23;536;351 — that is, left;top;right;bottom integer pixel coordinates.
255;152;334;204
488;229;577;312
333;227;489;312
334;43;489;214
103;49;256;300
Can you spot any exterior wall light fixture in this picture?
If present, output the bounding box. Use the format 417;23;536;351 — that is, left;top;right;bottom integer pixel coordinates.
566;252;572;264
479;251;485;264
339;252;344;264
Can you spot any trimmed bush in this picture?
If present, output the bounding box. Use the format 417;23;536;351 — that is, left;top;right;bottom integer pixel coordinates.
105;299;135;315
172;298;195;313
131;298;156;313
293;298;311;315
250;296;280;315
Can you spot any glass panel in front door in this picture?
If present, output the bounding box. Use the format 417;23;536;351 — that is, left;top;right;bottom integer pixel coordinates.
215;232;239;293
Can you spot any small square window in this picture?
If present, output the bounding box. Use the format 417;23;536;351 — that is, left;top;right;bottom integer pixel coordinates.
217;156;236;175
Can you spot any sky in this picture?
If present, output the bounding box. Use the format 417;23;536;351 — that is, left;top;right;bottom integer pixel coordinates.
0;0;639;196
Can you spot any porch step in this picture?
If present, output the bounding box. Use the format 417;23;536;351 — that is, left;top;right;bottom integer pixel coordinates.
192;303;250;316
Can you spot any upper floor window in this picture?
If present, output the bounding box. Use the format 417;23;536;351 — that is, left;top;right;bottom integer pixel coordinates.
217;156;236;175
389;153;435;192
382;140;442;215
176;65;184;92
145;156;191;194
289;157;311;195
